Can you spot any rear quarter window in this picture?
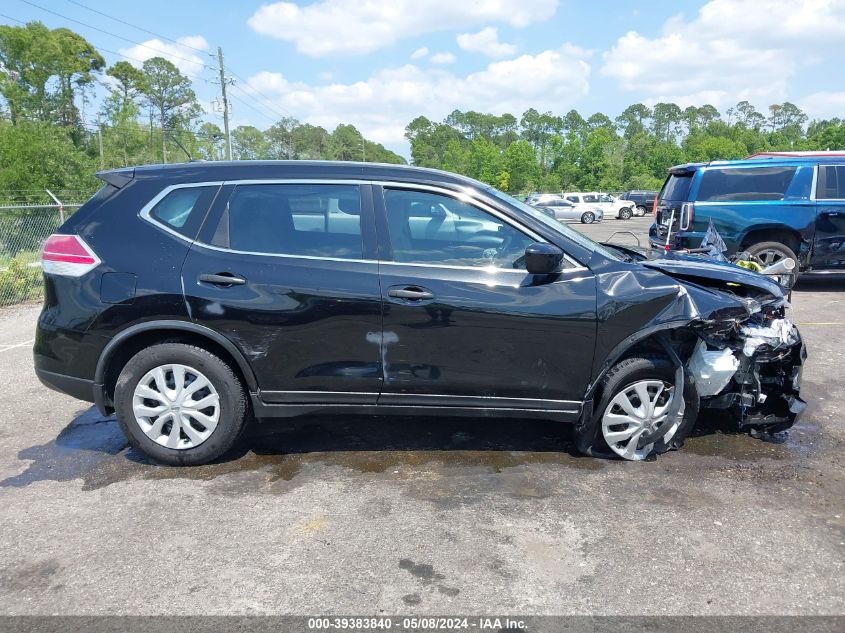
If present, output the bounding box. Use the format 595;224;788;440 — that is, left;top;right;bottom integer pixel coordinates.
149;186;219;237
697;167;797;202
659;174;694;201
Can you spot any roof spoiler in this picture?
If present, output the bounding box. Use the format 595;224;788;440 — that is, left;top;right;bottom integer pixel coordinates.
95;167;135;189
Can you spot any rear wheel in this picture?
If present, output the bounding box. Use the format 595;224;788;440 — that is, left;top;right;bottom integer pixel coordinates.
618;207;633;220
114;343;248;466
635;205;648;216
586;355;699;461
744;241;799;288
581;211;596;224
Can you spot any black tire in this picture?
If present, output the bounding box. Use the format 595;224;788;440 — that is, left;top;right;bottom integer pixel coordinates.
581;211;596;224
636;205;648;216
744;241;799;288
114;343;248;466
618;207;633;220
580;355;699;460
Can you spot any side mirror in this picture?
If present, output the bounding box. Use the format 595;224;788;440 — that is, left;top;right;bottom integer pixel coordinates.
525;243;564;275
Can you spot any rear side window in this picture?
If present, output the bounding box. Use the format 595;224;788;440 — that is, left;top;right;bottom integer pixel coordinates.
659;174;694;201
817;166;845;199
218;184;363;259
697;167;797;202
150;186;218;237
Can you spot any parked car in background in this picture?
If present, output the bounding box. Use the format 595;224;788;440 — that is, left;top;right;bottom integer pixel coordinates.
619;190;658;216
34;161;804;464
564;192;635;220
649;151;845;286
533;198;604;224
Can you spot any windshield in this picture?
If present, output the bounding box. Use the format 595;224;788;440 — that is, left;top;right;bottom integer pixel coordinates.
483;187;620;260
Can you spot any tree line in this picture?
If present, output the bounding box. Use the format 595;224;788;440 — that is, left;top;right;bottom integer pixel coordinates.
406;103;845;194
1;21;844;202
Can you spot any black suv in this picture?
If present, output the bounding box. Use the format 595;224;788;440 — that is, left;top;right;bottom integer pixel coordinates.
618;190;658;216
35;161;805;465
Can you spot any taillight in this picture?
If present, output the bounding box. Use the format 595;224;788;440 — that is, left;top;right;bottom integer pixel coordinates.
680;202;695;231
652;193;658;217
41;234;100;277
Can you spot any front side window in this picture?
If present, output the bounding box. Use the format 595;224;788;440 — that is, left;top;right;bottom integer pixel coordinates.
566;196;579;203
218;184;363;259
817;166;845;199
383;188;535;269
150;186;218;236
697;167;797;202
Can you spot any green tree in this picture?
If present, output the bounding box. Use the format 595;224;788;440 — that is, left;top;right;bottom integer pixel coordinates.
138;57;200;162
503;140;539;192
107;61;145;107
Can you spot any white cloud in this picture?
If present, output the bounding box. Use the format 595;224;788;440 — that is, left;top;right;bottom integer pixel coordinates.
798;92;845;121
601;0;845;109
241;45;591;147
247;0;558;56
456;27;517;58
410;47;429;60
120;36;209;78
430;52;456;64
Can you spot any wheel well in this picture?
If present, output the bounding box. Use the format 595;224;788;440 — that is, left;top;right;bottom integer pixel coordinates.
740;228;801;253
591;328;698;404
101;329;253;408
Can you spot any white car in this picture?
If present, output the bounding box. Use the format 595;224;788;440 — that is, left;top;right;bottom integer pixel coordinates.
563;192;635;220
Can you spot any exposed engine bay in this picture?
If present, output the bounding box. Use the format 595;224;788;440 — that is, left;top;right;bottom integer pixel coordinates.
690;300;805;432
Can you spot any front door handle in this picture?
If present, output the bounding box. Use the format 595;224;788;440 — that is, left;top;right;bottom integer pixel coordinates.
388;286;434;300
198;273;246;286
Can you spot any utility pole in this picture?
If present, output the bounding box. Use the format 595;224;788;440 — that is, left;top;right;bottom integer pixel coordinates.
217;47;233;160
96;116;104;169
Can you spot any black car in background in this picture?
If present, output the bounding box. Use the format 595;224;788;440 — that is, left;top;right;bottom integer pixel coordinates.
618;190;658;216
35;161;804;465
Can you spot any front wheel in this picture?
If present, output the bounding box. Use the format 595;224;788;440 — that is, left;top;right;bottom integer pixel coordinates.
582;355;699;461
618;207;633;220
744;241;799;288
114;343;248;466
581;211;596;224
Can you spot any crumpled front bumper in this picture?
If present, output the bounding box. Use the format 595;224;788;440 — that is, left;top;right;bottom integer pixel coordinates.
698;321;806;432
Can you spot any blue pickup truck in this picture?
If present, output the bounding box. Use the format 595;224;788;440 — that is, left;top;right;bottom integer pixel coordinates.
649;152;845;283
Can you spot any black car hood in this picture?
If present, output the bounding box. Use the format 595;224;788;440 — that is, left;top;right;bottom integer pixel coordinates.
642;255;785;300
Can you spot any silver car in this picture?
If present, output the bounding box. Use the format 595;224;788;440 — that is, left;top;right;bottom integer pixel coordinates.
533;198;604;224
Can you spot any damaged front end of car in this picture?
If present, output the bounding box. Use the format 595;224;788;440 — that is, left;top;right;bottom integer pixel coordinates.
577;253;807;459
689;296;806;433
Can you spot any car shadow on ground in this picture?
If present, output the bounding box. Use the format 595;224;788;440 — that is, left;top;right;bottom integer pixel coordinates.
2;399;807;491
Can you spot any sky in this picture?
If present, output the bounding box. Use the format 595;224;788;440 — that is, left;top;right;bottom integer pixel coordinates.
3;0;845;156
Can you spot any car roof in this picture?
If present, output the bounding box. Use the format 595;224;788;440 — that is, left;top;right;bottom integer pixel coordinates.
668;151;845;174
97;160;490;190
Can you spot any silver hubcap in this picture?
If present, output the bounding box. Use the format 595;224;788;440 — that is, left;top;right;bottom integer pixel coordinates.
132;364;220;450
601;379;678;461
584;213;594;223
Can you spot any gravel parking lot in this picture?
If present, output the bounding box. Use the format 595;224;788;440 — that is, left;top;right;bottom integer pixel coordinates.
0;215;842;615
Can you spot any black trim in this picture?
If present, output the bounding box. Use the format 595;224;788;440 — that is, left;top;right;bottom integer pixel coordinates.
377;392;580;411
94;320;259;392
250;396;581;423
260;391;379;405
35;368;95;403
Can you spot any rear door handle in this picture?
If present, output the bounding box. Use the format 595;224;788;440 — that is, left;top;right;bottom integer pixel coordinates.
388;286;434;300
198;273;246;286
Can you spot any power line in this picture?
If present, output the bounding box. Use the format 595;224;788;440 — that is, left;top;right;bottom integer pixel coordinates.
227;69;293;121
0;11;170;67
227;85;281;125
63;0;211;55
17;0;209;69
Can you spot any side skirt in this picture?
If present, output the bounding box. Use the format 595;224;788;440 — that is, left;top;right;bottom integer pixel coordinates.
250;395;582;423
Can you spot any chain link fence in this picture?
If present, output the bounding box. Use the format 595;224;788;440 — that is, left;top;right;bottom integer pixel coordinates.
0;203;82;307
